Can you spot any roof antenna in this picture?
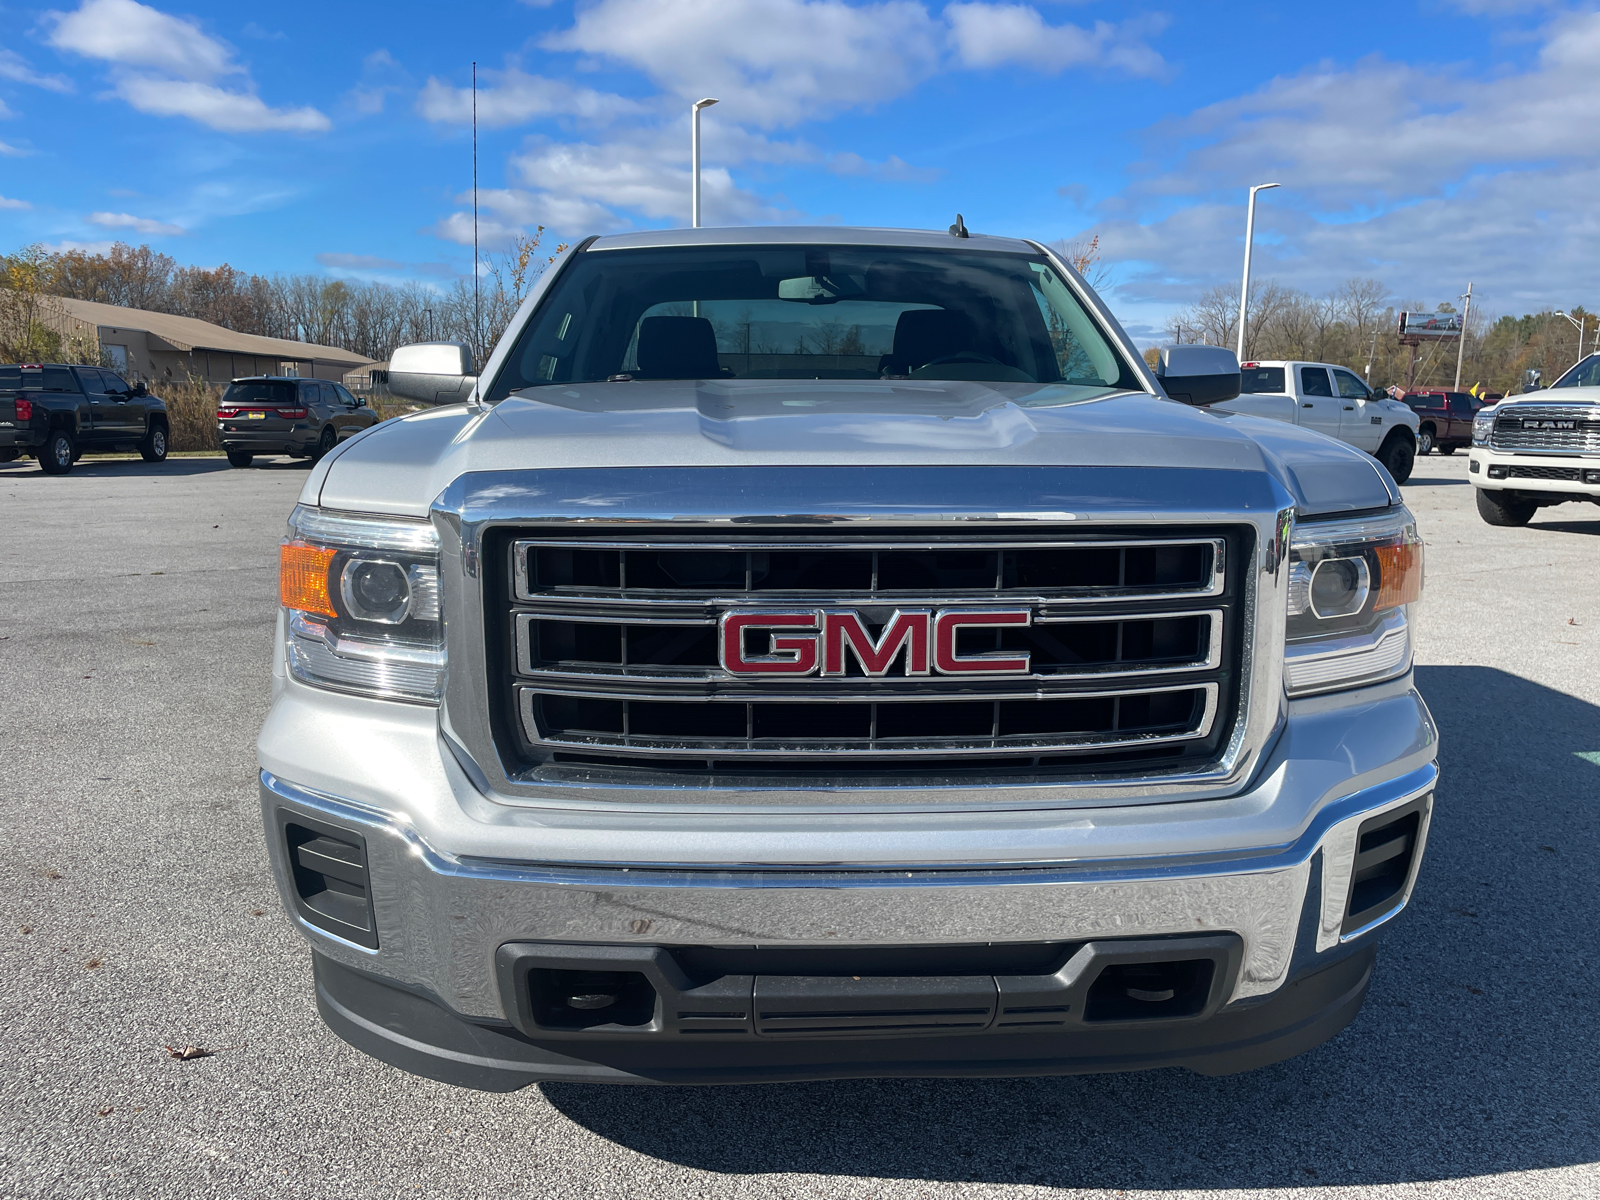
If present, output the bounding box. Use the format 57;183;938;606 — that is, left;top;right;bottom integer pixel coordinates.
948;213;969;239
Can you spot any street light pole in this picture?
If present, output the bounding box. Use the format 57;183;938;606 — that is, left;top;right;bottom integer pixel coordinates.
1556;309;1585;365
1236;182;1280;363
1453;281;1473;391
691;98;719;229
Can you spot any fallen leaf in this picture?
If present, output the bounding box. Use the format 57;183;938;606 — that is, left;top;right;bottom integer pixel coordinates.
96;1107;114;1117
86;958;102;969
19;926;31;934
42;869;62;880
162;1045;215;1061
1540;845;1557;853
1467;986;1484;995
249;909;266;917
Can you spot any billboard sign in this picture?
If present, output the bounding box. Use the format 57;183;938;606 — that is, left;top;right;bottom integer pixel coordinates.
1398;311;1463;340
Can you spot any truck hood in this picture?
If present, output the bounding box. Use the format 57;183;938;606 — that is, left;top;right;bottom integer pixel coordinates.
307;379;1400;519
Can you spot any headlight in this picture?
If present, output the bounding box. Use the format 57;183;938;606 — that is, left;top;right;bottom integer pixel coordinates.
1472;410;1494;446
279;506;444;703
1284;508;1422;697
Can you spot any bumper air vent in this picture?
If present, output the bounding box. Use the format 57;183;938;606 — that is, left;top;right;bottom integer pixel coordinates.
1342;797;1428;935
1506;465;1581;482
278;812;377;948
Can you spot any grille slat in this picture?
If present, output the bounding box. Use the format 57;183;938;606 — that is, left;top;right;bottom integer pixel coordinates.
495;528;1246;777
1490;405;1600;454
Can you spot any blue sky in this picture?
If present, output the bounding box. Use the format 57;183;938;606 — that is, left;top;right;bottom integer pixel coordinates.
0;0;1594;341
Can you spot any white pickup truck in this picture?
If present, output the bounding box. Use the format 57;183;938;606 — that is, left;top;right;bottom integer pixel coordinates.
1214;361;1420;484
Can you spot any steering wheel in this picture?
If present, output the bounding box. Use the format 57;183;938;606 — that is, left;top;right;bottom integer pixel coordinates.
918;351;1007;369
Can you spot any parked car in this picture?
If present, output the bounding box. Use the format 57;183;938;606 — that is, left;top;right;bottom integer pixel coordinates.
217;376;379;468
1469;386;1600;525
0;362;168;474
1211;360;1420;482
1403;390;1483;455
259;226;1433;1090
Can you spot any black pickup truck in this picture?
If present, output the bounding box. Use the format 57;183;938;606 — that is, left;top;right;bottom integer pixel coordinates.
0;363;169;474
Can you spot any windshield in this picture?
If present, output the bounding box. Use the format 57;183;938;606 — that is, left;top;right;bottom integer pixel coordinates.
222;381;297;406
488;244;1141;401
1551;354;1600;389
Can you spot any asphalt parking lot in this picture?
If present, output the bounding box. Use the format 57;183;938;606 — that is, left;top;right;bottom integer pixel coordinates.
2;450;1598;1200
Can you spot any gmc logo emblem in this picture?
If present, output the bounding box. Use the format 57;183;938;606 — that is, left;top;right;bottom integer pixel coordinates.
719;609;1032;677
1523;419;1576;430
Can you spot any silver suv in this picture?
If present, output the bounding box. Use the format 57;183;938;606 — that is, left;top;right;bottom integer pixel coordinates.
259;227;1435;1088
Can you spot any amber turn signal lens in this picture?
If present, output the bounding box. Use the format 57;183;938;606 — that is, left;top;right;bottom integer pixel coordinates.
1374;541;1422;610
280;542;338;618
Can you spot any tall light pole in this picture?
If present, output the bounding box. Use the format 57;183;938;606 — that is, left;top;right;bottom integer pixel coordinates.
1236;182;1280;363
691;98;719;229
1453;281;1473;390
1556;309;1585;365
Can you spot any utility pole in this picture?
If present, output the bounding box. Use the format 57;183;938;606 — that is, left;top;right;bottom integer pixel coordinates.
1364;330;1379;381
1556;309;1586;364
1236;182;1280;362
1452;281;1472;391
472;62;480;366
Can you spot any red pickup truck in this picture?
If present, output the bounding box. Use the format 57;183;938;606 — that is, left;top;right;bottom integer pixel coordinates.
1404;390;1483;455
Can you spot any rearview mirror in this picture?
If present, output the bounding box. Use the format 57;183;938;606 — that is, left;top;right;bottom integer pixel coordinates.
1155;344;1240;406
388;342;478;405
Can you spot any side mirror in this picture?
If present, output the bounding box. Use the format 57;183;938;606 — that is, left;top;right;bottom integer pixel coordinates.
132;381;148;397
1155;344;1240;406
388;342;477;405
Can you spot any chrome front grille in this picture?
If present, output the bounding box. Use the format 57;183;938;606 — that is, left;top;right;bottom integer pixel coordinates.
1490;405;1600;454
492;529;1248;775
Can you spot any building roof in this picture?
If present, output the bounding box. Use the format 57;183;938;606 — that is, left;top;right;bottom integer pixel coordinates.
40;294;373;367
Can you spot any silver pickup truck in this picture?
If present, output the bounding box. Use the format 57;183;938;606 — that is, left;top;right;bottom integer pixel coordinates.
258;226;1435;1089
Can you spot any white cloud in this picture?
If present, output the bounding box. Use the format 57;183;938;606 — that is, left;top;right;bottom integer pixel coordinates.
42;240;117;254
0;195;31;209
0;49;74;93
946;5;1165;77
86;210;185;235
1088;10;1600;318
543;0;1165;127
115;76;331;132
49;0;236;81
316;252;404;270
828;151;941;183
0;99;12;120
0;139;28;156
417;65;642;127
46;0;330;134
349;50;405;116
544;0;945;127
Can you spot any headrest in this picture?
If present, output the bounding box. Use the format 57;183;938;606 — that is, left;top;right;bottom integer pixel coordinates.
636;315;722;379
891;309;976;371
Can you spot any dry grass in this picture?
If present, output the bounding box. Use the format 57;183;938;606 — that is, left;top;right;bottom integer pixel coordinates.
155;381;416;454
158;377;222;453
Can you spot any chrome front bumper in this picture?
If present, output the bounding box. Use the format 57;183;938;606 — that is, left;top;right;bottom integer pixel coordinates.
1470;447;1600;495
259;672;1437;1023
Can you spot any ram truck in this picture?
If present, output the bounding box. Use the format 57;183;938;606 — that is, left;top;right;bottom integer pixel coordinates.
1214;360;1419;483
259;227;1435;1089
1469;366;1600;525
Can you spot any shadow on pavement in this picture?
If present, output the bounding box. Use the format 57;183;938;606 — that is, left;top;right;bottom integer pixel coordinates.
542;666;1600;1190
1402;474;1470;485
0;456;311;478
1532;514;1600;535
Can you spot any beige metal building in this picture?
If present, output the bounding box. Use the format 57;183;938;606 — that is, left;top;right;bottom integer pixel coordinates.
35;295;372;384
